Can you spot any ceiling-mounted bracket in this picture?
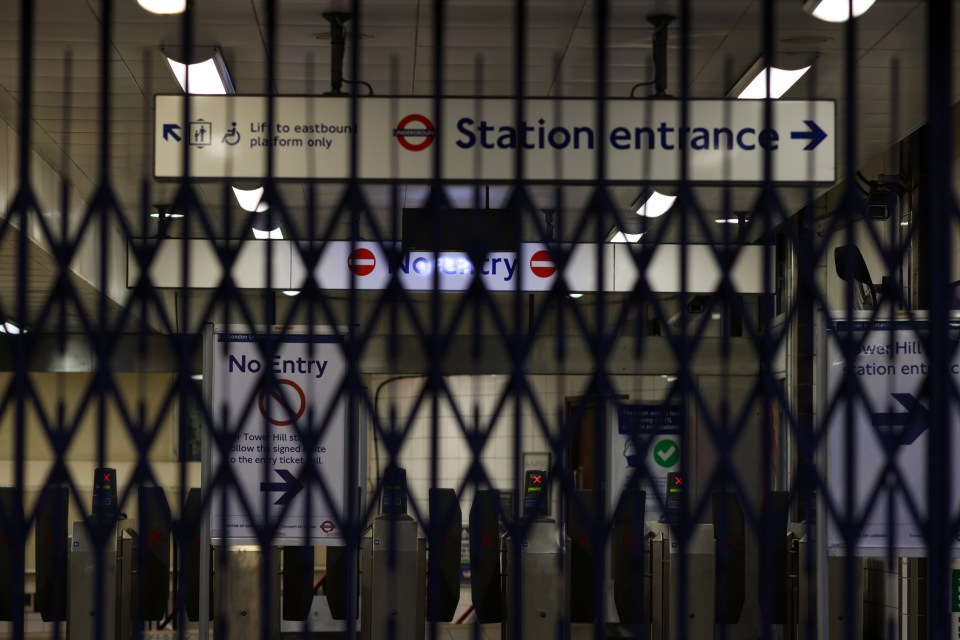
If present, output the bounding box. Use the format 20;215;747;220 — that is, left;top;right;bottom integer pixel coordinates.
323;11;352;96
647;14;675;97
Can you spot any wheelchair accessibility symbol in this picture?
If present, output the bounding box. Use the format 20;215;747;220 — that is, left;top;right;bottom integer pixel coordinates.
222;121;241;146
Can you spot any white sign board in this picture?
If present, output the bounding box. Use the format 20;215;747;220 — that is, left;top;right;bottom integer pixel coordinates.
130;240;772;295
206;326;348;543
609;402;683;522
155;96;835;184
826;318;960;556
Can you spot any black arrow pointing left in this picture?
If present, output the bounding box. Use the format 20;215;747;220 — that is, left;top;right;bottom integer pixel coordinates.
259;469;304;506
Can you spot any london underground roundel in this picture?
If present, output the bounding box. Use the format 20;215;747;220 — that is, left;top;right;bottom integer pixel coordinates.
393;114;437;152
529;249;556;278
348;248;377;276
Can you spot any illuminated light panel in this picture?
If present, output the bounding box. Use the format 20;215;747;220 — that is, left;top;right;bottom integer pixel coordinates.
233;186;269;212
137;0;187;14
635;191;677;218
714;217;748;224
608;230;645;243
252;227;284;240
0;321;25;334
150;209;184;218
804;0;876;23
281;290;300;297
737;66;811;100
164;55;232;95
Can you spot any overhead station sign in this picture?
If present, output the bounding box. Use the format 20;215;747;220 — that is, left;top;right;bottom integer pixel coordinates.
131;240;772;295
154;96;835;184
825;317;960;556
206;326;348;544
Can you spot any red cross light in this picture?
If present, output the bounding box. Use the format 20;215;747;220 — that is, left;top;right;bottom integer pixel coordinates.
102;473;111;482
532;475;542;484
147;530;162;546
673;476;683;486
481;533;495;549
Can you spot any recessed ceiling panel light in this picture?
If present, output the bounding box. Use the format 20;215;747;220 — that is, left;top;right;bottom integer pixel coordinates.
715;217;747;224
568;293;584;299
252;227;284;240
0;321;25;334
635;191;677;218
162;47;234;95
138;0;187;14
607;230;645;243
281;290;300;297
150;204;184;218
232;186;269;212
737;66;811;100
251;212;283;240
804;0;876;23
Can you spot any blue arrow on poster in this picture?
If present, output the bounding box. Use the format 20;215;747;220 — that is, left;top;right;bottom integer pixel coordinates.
618;403;682;435
870;393;929;446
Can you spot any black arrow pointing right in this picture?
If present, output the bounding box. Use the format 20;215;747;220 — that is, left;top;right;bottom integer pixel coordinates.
259;469;304;506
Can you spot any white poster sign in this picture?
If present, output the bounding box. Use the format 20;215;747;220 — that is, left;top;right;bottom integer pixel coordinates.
155;96;835;184
207;326;348;543
609;402;683;522
826;317;960;556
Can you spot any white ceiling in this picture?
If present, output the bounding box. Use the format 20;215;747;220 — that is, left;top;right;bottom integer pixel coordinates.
0;0;947;336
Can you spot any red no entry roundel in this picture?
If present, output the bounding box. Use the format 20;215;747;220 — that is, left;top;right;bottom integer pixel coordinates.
529;249;556;278
258;379;306;427
348;248;377;276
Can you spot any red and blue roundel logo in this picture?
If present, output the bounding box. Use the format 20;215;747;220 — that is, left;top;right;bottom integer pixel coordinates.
394;114;436;151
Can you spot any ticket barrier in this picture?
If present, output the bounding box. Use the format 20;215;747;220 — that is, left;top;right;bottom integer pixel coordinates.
502;470;568;640
643;483;746;640
646;521;715;639
66;470;172;640
322;468;460;640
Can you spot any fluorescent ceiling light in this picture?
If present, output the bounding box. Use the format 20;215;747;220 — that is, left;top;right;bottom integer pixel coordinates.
281;290;300;297
715;217;747;224
606;228;645;243
163;47;235;95
804;0;876;22
190;373;203;381
150;205;183;219
138;0;187;14
737;66;811;100
0;321;25;334
568;293;584;299
232;186;269;213
635;191;677;218
252;211;283;239
252;227;284;240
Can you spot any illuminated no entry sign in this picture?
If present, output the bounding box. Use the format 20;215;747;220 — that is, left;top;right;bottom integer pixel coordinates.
155;96;835;184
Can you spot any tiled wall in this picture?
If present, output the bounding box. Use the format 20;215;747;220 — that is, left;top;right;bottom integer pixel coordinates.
367;373;672;522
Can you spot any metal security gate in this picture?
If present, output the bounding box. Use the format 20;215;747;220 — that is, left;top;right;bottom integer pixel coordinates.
0;1;957;639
